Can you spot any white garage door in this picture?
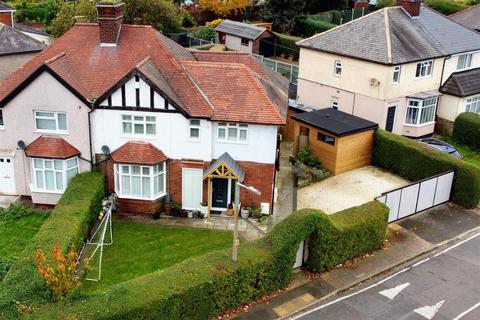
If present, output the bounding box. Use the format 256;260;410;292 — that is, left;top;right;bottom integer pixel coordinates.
182;168;203;210
0;157;16;194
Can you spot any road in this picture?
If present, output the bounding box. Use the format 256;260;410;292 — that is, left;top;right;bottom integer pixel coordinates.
288;231;480;320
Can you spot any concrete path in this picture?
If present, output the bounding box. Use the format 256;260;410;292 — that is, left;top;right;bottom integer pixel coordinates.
272;141;295;226
231;204;480;319
0;195;19;209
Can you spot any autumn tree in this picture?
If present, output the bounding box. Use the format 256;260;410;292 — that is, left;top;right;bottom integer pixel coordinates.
199;0;250;17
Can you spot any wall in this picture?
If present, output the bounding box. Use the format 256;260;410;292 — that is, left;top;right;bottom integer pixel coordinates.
0;53;38;80
0;72;91;198
225;34;253;53
442;51;480;84
437;94;463;122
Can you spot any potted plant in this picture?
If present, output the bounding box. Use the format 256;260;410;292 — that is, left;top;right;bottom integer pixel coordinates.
226;203;234;217
187;210;193;219
152;211;160;220
171;202;181;217
240;207;249;219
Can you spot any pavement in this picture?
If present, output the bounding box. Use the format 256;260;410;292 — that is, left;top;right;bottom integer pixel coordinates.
0;194;19;209
272;141;296;226
231;204;480;320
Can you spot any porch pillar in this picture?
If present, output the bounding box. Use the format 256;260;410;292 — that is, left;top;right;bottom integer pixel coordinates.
207;177;212;221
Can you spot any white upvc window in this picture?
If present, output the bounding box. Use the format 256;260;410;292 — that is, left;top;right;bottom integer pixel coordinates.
114;162;166;200
466;95;480;113
392;65;401;84
189;119;200;139
32;157;78;193
217;123;248;142
457;53;473;71
34;111;67;132
121;115;156;137
405;97;437;126
334;60;342;76
331;100;338;110
0;110;4;128
415;60;433;79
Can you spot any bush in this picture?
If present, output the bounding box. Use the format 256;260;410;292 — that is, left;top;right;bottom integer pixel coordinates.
373;129;480;208
180;10;196;28
191;25;216;41
0;172;105;318
0;204;37;222
452;112;480;151
0;258;13;283
273;32;302;60
294;17;336;38
297;145;322;169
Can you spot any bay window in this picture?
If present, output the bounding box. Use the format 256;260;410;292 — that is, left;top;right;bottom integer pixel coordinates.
415;60;433;78
466;95;480;113
32;157;78;192
122;115;156;137
115;162;166;200
405;97;437;126
217;123;248;142
34;111;67;132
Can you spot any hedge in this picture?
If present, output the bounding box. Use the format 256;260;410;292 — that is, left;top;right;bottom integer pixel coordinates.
0;172;105;319
273;32;302;60
29;201;388;319
373;129;480;208
452;112;480;150
294;17;336;38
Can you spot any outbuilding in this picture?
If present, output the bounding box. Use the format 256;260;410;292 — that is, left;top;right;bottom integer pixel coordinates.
292;108;378;175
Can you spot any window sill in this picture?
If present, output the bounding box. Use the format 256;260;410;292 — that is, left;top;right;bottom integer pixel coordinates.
34;130;69;135
216;140;249;145
116;193;166;201
333;74;342;77
120;134;157;140
414;75;432;81
30;188;64;195
188;138;201;143
403;121;435;128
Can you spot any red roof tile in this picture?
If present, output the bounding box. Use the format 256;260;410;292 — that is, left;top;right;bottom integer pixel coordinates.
111;141;167;165
25;136;80;159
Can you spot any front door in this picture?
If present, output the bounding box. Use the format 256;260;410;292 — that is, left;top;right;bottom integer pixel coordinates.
182;168;203;210
212;178;229;208
385;106;396;132
0;157;16;194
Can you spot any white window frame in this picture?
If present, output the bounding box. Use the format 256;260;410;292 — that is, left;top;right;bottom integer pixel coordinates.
0;109;4;129
189;119;201;140
34;111;68;133
217;123;248;143
404;97;438;126
456;53;473;71
331;100;338;110
392;65;401;84
334;60;342;76
465;94;480;113
415;60;433;79
31;157;79;193
114;162;166;200
121;114;156;138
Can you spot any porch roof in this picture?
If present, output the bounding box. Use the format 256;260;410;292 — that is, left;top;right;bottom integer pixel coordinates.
204;152;245;181
111;141;167;165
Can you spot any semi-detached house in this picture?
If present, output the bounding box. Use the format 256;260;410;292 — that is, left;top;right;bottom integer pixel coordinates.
295;0;480;138
0;1;288;215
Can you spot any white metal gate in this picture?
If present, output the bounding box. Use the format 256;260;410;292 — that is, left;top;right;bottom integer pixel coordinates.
376;170;454;223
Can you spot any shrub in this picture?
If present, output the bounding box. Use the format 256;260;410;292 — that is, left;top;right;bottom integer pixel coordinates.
373;129;480;208
206;18;224;28
0;172;105;319
273;32;302;60
0;258;13;283
293;161;329;188
191;25;216;41
297;145;322;169
0;204;37;222
452;112;480;151
180;10;196;28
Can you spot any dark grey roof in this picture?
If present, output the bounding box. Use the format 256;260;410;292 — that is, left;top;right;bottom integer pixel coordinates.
298;5;480;65
215;20;267;40
440;68;480;97
0;1;14;11
292;108;378;137
14;23;50;36
0;24;44;56
204;152;245;181
449;4;480;31
407;90;441;99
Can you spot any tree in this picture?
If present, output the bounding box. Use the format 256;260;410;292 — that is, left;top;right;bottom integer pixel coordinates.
48;0;75;38
123;0;182;33
262;0;307;34
305;0;346;13
199;0;250;17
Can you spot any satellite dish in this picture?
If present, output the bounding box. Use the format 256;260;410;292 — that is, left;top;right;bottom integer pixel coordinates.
17;140;26;150
101;145;111;155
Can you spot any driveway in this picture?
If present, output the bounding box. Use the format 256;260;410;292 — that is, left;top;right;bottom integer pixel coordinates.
297;166;408;214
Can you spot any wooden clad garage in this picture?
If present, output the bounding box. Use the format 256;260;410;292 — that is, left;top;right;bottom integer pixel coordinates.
292;109;378;175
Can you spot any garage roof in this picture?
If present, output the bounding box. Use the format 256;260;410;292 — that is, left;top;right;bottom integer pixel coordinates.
292;108;378;137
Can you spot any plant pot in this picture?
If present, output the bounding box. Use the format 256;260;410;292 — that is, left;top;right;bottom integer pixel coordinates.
226;208;234;217
187;211;193;219
152;212;160;220
240;208;249;219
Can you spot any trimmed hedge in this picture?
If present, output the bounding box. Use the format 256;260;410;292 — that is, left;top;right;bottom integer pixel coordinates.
29;201;388;319
374;129;480;208
452;112;480;150
0;172;105;319
273;32;302;60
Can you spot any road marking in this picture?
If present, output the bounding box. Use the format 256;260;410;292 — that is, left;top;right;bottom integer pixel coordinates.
379;282;409;300
452;302;480;320
289;231;480;320
414;300;444;319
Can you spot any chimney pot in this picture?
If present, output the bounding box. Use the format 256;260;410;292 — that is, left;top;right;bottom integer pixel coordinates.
96;1;124;46
397;0;422;17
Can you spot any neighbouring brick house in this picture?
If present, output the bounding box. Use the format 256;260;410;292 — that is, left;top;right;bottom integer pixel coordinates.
0;1;288;215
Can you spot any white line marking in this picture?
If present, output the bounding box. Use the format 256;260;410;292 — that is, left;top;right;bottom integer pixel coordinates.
414;300;445;319
289;231;480;320
452;302;480;320
412;258;430;267
379;282;410;300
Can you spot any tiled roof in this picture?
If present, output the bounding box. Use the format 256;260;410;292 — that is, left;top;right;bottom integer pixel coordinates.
0;1;14;11
25;136;80;159
449;4;480;31
181;61;285;125
215;20;267;40
440;68;480;97
0;24;44;56
14;23;51;36
111;141;168;165
298;5;480;65
204;152;245;181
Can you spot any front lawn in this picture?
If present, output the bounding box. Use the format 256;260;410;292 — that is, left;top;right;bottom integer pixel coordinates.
440;135;480;168
82;221;232;291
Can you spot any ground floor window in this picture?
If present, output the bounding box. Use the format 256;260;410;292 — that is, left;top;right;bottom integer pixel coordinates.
32;157;78;192
115;162;166;200
465;95;480;113
405;97;437;126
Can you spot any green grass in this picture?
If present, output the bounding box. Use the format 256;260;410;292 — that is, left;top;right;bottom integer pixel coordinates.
440;136;480;168
82;221;232;291
0;213;49;259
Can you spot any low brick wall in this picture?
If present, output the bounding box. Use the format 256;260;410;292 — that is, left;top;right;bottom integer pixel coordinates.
435;116;454;136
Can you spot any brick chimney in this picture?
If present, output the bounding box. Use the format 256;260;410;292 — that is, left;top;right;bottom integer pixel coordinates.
398;0;422;17
0;1;15;27
96;1;124;47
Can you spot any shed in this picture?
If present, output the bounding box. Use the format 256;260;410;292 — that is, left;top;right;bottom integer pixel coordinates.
215;20;276;56
292;109;378;175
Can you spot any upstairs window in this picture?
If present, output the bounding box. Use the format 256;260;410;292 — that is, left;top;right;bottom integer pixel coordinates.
34;111;67;132
405;97;437;125
334;60;342;76
457;53;472;71
331;100;338;110
392;65;401;84
466;95;480;113
0;110;3;128
241;37;249;46
189;119;200;139
415;60;433;78
218;123;248;142
122;115;156;137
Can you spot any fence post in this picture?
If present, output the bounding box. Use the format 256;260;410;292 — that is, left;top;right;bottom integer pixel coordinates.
351;9;354;21
290;65;293;83
275;61;278;73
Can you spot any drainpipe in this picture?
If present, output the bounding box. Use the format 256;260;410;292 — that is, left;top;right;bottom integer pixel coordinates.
440;56;451;86
88;104;94;171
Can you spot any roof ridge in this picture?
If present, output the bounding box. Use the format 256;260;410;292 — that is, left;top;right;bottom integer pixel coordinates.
185;61;248;68
136;56;153;68
44;52;66;65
